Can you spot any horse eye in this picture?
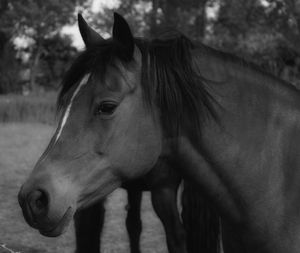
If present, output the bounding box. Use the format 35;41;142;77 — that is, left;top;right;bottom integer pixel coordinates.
95;102;117;115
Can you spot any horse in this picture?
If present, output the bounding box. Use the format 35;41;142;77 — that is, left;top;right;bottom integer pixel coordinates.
74;161;220;253
74;157;186;253
73;15;220;253
18;12;300;252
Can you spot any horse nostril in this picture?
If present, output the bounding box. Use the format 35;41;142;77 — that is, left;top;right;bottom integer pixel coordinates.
28;189;49;217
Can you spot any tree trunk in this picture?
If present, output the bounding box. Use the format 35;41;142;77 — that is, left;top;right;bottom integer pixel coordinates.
0;0;8;17
150;0;159;37
162;0;178;28
194;0;208;40
29;42;42;93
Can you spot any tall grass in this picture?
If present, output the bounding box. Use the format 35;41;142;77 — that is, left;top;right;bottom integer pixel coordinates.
0;92;57;125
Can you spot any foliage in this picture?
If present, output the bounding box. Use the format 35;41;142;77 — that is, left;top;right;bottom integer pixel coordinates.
0;0;83;93
207;0;300;84
0;0;78;38
1;0;300;93
39;34;78;90
0;43;21;94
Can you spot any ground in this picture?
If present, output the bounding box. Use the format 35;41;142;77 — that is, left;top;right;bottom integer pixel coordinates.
0;123;167;253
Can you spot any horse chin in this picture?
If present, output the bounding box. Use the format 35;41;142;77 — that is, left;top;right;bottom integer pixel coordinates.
39;206;74;237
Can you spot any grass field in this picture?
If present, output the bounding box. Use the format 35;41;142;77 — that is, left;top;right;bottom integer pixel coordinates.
0;93;56;125
0;123;167;253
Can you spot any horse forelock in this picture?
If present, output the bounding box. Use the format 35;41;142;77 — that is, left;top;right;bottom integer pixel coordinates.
56;39;133;114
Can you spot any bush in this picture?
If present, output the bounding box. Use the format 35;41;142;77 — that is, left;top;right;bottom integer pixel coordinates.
0;92;57;125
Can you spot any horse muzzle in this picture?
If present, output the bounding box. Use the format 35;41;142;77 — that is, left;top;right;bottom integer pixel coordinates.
18;177;75;237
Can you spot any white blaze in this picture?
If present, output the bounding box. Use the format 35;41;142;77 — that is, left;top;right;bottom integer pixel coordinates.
177;180;184;223
54;74;90;143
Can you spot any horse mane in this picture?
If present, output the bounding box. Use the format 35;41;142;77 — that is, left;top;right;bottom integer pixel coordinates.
57;31;217;141
138;33;217;140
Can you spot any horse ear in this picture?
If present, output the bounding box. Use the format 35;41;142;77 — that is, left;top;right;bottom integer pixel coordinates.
112;12;134;59
78;13;104;47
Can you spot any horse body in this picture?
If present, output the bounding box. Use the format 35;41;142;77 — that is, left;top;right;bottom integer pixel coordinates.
177;44;300;252
18;13;300;252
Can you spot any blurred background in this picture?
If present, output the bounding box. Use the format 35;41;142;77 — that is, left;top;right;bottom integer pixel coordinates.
1;0;300;252
2;0;300;96
1;0;300;123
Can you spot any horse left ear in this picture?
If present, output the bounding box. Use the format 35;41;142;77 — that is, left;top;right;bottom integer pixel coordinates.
78;13;104;48
112;12;134;59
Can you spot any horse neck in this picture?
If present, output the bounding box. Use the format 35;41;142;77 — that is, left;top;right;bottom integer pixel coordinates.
172;44;300;229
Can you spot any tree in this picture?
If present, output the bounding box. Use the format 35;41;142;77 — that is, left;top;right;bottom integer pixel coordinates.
91;0;209;40
41;34;77;90
206;0;300;85
264;0;300;55
0;0;83;92
158;0;209;39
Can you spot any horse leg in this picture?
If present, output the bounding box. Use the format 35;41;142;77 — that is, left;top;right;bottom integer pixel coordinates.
181;181;220;253
74;200;105;253
126;188;143;253
151;185;187;253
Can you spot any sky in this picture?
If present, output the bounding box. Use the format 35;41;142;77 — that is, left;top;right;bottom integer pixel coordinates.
91;0;120;12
